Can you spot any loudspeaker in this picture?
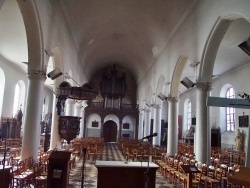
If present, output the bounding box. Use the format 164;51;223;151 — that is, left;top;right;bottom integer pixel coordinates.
158;93;168;101
180;77;195;89
47;68;63;80
192;117;196;125
238;41;250;56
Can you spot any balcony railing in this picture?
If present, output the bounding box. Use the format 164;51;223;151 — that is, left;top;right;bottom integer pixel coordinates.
88;102;138;110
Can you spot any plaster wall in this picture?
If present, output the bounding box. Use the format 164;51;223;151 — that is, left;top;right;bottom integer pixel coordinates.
137;0;250;107
0;56;27;117
180;62;250;151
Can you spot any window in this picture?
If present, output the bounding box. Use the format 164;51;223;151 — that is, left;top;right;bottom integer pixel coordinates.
226;87;235;131
187;101;191;130
13;83;20;117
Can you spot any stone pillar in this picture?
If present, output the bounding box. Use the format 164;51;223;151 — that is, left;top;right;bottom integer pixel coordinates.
138;110;144;139
196;82;212;163
100;119;104;137
49;94;61;151
65;99;74;116
79;107;85;138
144;109;151;137
119;120;122;139
153;104;162;146
21;72;46;162
74;102;81;117
246;126;250;167
167;97;179;156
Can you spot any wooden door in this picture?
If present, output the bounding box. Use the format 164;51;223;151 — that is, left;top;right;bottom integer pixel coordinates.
103;120;117;142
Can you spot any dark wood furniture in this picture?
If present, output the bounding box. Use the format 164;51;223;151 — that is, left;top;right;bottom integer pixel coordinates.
0;165;11;188
211;128;221;147
95;160;159;188
227;167;250;186
180;165;200;188
47;151;71;188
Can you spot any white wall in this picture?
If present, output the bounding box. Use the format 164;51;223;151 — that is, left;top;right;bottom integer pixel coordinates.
0;56;27;117
180;62;250;151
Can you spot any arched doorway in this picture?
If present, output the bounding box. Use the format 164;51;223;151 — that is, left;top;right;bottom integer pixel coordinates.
103;120;117;142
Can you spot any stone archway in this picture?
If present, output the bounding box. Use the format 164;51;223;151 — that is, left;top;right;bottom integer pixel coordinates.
103;120;117;142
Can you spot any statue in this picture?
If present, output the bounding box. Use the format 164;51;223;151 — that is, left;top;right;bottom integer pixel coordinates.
235;129;244;151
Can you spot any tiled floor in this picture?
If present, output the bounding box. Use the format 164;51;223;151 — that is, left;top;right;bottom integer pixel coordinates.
68;143;177;188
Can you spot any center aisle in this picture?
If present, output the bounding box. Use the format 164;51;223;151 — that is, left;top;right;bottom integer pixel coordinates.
68;142;176;188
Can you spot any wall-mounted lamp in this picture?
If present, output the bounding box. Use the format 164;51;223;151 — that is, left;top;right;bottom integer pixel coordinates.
180;77;195;89
157;93;168;101
47;68;63;80
145;102;152;107
238;38;250;56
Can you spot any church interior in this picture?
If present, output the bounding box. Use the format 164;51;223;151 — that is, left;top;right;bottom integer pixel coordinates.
0;0;250;187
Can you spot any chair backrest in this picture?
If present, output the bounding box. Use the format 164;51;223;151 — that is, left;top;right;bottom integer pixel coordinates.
220;164;228;177
173;159;179;170
215;168;223;181
178;161;184;172
201;164;208;176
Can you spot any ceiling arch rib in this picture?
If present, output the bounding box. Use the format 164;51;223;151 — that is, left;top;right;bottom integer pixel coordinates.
170;56;190;97
60;0;196;83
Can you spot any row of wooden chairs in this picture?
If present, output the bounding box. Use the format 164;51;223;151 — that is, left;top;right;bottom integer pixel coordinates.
156;153;243;188
69;137;105;162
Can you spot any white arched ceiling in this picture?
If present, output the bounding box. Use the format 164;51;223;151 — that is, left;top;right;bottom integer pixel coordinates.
170;56;190;97
145;86;153;106
199;14;250;83
17;0;44;72
60;0;196;81
0;67;5;116
0;0;28;73
155;75;165;104
0;0;5;10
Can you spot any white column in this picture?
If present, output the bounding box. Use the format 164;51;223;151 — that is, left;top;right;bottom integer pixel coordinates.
167;97;179;156
65;99;75;116
246;126;250;167
21;72;46;162
153;104;162;146
74;102;81;117
196;82;212;163
144;109;151;137
50;94;61;150
138;110;144;139
79;107;85;138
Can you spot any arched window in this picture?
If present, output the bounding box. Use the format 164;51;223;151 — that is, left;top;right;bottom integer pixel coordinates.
13;83;20;117
187;101;191;130
226;87;235;131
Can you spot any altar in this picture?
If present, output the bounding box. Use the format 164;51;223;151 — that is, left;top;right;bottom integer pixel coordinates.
95;161;159;188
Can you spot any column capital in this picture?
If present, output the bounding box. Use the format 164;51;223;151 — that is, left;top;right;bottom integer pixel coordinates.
139;109;144;114
153;104;161;109
196;82;212;91
27;71;46;81
66;99;75;104
167;97;179;103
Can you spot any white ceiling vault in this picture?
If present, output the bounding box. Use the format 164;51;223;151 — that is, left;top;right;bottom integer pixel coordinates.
59;0;196;82
0;0;250;95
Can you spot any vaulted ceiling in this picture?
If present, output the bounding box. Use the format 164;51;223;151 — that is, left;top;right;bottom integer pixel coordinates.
0;0;250;94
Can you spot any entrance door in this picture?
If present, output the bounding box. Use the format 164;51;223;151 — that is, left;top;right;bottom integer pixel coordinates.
103;120;117;142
